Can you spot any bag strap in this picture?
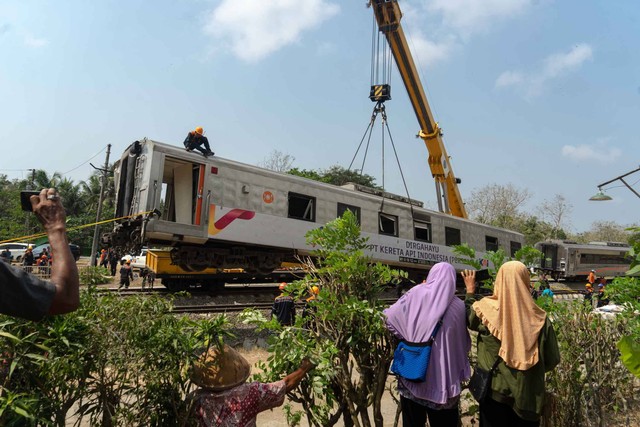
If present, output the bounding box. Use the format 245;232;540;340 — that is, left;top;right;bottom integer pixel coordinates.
401;309;447;346
489;356;501;373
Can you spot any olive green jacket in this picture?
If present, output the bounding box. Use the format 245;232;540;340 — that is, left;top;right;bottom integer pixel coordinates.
466;294;560;421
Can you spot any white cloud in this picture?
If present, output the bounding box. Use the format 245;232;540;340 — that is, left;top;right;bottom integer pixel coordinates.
495;44;593;98
426;0;533;38
24;34;49;48
541;44;593;78
203;0;340;63
396;0;534;65
408;33;458;65
561;141;621;163
495;70;524;88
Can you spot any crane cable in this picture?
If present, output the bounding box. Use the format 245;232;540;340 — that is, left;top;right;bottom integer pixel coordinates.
0;210;156;245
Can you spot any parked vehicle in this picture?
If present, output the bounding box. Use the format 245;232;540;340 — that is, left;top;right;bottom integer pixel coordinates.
0;242;31;262
121;248;148;270
32;243;81;262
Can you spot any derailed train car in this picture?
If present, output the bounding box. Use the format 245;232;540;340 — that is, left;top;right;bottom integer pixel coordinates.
105;139;524;288
535;239;632;281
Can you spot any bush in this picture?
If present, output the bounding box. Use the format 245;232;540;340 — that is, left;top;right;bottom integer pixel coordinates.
79;266;112;286
0;287;231;426
241;211;403;427
543;300;636;427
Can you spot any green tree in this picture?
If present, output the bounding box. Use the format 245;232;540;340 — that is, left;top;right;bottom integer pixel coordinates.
288;165;380;188
574;220;636;244
32;169;62;189
0;289;231;426
242;211;402;427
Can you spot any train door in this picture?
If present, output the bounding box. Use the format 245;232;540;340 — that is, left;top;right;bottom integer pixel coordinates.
160;157;206;226
539;243;558;271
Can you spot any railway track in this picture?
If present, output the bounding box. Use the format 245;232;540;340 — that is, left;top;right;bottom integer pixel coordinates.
171;298;400;314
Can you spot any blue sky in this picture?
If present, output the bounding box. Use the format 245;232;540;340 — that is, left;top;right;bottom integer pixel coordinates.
1;0;638;233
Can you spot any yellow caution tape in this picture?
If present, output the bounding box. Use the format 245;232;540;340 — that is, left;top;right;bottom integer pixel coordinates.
0;210;155;245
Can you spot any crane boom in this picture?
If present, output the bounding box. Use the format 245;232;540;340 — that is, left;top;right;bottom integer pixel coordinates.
370;0;468;218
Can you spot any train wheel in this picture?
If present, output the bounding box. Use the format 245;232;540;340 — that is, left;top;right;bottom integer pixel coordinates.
164;280;189;292
179;263;207;272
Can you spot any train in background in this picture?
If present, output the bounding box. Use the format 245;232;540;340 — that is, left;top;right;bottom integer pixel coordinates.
535;239;632;281
105;138;525;289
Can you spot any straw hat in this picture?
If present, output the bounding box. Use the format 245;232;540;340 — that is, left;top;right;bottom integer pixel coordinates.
190;345;251;391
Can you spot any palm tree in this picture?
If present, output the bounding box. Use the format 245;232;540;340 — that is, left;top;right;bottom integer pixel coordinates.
57;178;85;217
32;170;62;190
80;163;116;218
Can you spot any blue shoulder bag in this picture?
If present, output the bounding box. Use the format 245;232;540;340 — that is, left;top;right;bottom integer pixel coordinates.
390;315;445;382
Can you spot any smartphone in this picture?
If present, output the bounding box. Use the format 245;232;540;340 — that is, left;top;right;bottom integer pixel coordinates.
20;191;40;211
475;269;491;282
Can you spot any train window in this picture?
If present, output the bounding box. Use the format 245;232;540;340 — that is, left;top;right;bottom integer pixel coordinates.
510;241;522;257
288;192;315;222
414;221;432;242
580;253;630;265
379;213;398;236
485;236;499;252
337;203;361;224
445;227;461;246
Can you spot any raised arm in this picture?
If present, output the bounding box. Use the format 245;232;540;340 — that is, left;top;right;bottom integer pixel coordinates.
31;188;80;315
283;359;314;393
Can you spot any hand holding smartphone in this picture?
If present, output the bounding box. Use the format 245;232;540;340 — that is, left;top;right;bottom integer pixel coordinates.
20;191;40;212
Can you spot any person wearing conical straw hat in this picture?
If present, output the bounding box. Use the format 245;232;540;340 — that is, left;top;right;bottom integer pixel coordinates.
187;344;313;426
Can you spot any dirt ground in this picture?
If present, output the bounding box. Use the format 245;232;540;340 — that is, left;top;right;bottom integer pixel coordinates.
241;347;477;427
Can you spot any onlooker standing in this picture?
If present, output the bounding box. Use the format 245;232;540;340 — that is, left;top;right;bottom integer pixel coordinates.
22;246;35;267
271;283;295;326
0;188;79;320
118;260;134;290
385;262;471;427
0;248;11;263
463;261;560;427
108;249;118;276
187;345;313;426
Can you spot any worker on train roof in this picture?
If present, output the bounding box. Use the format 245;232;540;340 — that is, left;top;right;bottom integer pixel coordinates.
184;126;214;157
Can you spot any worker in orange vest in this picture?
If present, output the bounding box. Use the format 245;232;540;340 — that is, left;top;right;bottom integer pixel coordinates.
588;270;596;286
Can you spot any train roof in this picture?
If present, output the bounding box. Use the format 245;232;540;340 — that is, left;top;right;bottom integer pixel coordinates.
131;138;523;237
537;239;630;250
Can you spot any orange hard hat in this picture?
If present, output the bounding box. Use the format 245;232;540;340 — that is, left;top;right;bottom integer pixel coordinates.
195;126;204;135
311;285;319;295
279;282;286;290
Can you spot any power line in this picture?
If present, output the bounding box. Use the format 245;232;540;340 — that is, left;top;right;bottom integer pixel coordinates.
61;146;107;176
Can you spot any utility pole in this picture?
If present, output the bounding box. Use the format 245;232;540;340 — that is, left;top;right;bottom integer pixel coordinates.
90;144;111;266
24;169;35;235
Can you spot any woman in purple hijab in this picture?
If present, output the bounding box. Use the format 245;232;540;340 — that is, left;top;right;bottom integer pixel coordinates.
384;262;471;427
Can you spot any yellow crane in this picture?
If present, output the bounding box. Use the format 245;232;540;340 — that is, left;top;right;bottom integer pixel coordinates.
369;0;468;218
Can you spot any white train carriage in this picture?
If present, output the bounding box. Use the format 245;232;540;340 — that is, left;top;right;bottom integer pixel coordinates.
535;239;631;281
107;139;524;283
